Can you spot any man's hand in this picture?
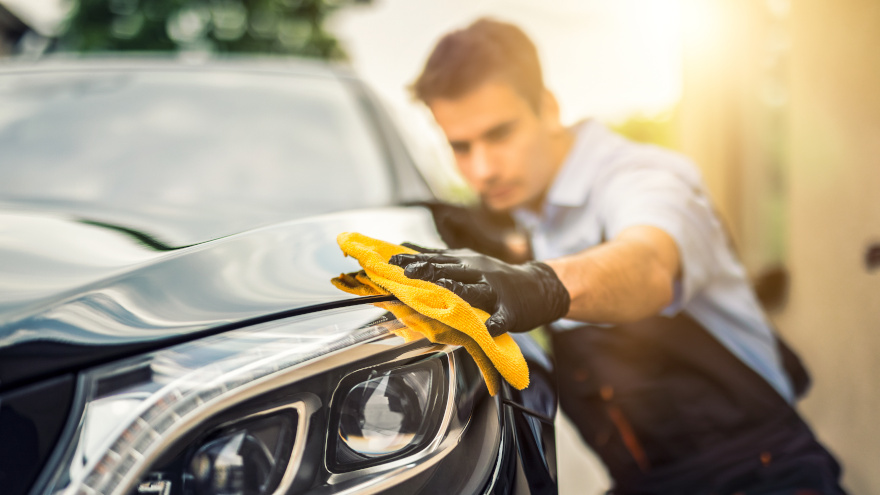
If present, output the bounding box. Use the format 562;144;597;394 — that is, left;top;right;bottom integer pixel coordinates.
389;245;570;336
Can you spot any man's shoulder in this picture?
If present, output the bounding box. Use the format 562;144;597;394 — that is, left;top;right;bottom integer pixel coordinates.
545;120;705;210
593;127;702;186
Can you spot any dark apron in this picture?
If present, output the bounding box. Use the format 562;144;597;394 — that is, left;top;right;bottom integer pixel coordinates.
551;312;845;495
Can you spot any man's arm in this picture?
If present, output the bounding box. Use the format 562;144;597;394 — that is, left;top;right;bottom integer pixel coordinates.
390;224;682;335
545;225;681;324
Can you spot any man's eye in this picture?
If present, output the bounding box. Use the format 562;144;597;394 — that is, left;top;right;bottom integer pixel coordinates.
450;142;470;154
485;123;514;143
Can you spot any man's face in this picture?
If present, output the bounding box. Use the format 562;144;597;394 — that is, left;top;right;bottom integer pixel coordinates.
428;81;559;212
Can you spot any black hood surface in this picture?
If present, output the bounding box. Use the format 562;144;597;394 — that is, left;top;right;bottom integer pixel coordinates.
0;205;442;390
0;59;439;390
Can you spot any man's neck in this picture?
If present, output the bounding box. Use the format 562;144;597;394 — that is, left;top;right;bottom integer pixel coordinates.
523;125;577;213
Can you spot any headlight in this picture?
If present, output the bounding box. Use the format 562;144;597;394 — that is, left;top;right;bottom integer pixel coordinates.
184;408;297;495
40;306;485;495
331;357;447;470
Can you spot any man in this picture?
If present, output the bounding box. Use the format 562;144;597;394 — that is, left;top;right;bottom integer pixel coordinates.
390;18;845;494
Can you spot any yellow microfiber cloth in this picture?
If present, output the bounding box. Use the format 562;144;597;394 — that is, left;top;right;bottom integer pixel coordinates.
330;232;529;395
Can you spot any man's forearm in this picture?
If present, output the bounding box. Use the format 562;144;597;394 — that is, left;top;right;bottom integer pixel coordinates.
543;225;680;324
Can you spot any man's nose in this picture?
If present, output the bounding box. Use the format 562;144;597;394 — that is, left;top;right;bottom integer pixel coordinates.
469;142;496;185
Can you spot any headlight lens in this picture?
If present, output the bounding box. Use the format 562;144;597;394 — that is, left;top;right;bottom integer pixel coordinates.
332;357;447;470
186;412;294;495
339;369;430;456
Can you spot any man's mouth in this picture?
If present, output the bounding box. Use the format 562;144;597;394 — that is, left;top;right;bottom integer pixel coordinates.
486;184;516;202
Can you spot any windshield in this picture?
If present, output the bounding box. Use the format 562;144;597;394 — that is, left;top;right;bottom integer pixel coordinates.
0;68;394;224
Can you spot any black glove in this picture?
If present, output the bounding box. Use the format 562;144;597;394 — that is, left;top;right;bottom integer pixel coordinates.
408;201;530;264
389;244;570;337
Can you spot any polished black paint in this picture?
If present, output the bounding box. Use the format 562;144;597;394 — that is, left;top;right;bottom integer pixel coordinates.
0;375;75;495
507;333;557;421
0;208;441;390
491;333;558;495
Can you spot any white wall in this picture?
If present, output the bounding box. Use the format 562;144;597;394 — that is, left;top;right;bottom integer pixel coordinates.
779;0;880;492
328;0;682;124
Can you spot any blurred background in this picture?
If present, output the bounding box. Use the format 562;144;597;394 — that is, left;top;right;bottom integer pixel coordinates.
1;0;877;492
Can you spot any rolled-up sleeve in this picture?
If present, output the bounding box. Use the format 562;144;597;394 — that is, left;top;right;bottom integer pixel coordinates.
598;157;724;314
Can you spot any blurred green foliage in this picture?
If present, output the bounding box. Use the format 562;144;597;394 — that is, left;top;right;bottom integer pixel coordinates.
610;109;679;150
59;0;348;59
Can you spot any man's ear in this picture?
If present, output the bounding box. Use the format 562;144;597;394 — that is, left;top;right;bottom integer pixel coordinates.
539;89;564;133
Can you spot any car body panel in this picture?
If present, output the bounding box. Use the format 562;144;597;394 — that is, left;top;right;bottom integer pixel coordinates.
0;206;446;389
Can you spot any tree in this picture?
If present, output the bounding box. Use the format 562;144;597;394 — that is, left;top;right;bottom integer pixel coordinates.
59;0;349;59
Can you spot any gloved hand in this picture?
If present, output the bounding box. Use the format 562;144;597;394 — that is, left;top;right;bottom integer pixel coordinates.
389;244;570;337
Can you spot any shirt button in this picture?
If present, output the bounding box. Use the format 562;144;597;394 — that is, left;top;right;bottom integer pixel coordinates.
600;385;614;401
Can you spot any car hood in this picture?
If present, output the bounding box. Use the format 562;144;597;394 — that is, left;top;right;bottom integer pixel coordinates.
0;206;442;389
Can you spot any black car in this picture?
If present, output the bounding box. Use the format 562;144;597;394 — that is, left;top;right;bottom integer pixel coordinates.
0;58;558;495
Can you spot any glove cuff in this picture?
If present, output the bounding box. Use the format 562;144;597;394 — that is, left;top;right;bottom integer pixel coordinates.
526;261;572;322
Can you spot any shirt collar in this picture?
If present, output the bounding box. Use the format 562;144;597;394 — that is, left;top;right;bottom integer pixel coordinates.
512;119;618;227
544;119;616;207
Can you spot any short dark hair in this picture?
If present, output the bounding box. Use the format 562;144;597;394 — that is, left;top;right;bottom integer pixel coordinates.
412;18;545;112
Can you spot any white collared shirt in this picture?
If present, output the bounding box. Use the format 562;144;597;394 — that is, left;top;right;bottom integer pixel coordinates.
513;120;794;401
